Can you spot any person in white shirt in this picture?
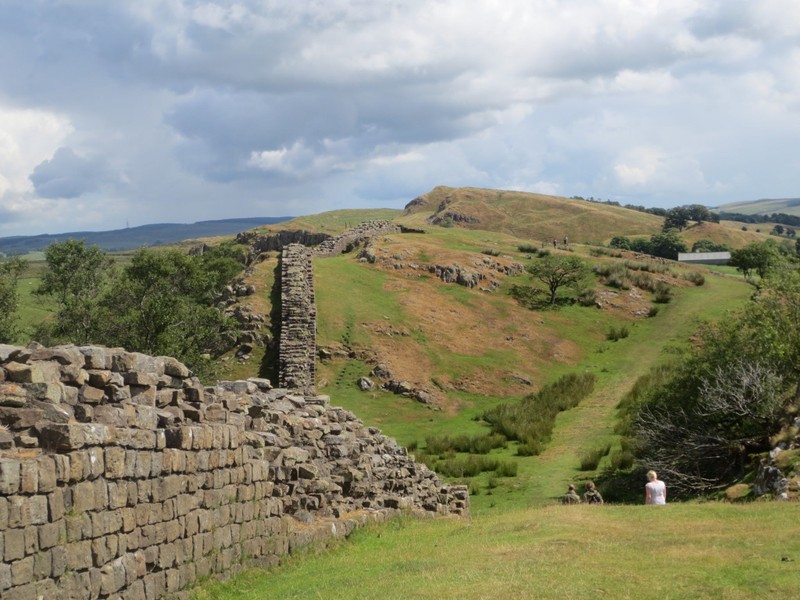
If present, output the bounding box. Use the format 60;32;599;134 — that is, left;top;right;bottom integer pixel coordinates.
645;470;667;505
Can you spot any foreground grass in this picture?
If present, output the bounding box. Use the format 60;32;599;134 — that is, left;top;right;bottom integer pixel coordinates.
193;502;800;600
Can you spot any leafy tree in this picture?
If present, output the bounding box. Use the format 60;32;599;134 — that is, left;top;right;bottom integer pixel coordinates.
0;256;26;343
526;254;591;305
36;240;112;344
647;231;688;260
662;207;690;231
98;248;239;373
729;241;782;279
609;236;631;250
691;239;729;253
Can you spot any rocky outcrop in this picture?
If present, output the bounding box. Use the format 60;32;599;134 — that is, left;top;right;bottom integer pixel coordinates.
0;344;468;599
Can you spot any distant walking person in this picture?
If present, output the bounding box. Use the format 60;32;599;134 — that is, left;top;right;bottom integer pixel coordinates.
553;238;558;248
562;484;581;504
583;481;603;504
645;470;667;505
563;235;568;247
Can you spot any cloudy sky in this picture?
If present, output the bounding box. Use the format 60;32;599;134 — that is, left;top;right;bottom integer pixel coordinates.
1;1;798;236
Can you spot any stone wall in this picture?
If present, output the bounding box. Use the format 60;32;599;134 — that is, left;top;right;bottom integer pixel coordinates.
0;344;468;599
235;230;331;256
314;221;401;257
278;244;316;394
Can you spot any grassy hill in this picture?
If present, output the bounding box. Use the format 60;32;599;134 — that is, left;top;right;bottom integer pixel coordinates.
399;186;664;243
10;187;794;599
717;197;800;216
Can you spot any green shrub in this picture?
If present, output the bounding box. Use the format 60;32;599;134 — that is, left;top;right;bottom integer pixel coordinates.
653;281;672;303
647;306;660;318
484;373;597;455
482;248;501;257
576;287;598;307
609;449;635;470
683;271;705;286
517;244;538;254
606;325;629;341
425;433;507;455
579;444;611;471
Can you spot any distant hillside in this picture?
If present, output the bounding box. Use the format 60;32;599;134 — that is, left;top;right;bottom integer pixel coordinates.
716;197;800;216
0;217;292;254
399;186;664;243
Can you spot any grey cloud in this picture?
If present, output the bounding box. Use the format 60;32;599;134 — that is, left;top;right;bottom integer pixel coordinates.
29;147;111;199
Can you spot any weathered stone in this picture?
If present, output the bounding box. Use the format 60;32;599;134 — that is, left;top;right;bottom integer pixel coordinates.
79;384;107;405
0;383;28;407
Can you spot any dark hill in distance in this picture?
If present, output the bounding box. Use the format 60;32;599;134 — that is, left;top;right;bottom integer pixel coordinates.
0;217;293;254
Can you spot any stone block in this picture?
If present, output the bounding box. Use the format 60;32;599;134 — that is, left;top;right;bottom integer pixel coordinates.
38;521;64;550
60;364;88;386
0;383;29;407
65;540;93;570
37;422;116;451
79;384;107;405
80;346;112;370
20;461;38;493
130;384;156;406
33;547;53;579
4;527;25;561
36;456;57;493
0;458;20;494
11;556;35;586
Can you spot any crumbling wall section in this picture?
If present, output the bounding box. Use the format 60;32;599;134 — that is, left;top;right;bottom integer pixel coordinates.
314;221;401;257
0;344;468;600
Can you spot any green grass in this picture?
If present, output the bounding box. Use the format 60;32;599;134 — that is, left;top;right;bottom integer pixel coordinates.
192;502;800;600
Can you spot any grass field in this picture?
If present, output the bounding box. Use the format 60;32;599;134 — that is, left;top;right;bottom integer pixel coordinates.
192;502;800;600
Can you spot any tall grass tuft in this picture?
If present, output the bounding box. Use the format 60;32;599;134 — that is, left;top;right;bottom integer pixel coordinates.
579;444;611;471
483;373;597;455
606;325;629;341
425;433;507;455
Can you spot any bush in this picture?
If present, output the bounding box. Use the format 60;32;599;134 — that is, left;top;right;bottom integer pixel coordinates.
484;373;597;455
425;433;507;455
683;271;705;286
482;248;501;257
576;287;598;307
653;281;672;303
518;244;538;254
647;306;660;318
579;444;611;470
606;325;630;341
609;449;635;470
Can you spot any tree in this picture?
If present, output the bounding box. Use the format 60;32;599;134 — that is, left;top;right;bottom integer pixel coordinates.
98;248;239;373
647;231;687;260
0;256;26;343
526;254;590;305
729;241;781;279
662;207;690;231
634;356;785;494
36;240;112;344
691;239;729;253
609;236;631;250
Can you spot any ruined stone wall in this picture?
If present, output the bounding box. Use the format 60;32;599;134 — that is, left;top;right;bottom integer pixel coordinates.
235;230;331;255
0;344;468;599
278;244;316;394
314;221;401;257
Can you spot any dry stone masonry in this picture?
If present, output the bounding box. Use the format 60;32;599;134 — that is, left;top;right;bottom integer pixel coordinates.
278;244;317;394
0;343;468;599
314;221;401;257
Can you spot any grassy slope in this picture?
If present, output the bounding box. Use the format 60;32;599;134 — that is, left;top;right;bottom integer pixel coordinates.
400;186;664;244
718;197;800;216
